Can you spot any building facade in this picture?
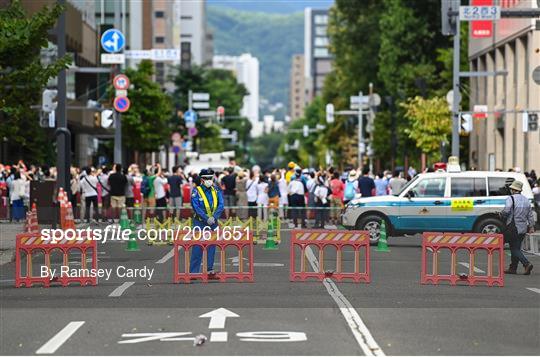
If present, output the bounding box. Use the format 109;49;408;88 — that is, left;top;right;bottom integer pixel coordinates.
289;54;307;120
213;54;260;135
304;8;333;101
468;0;540;173
179;0;213;67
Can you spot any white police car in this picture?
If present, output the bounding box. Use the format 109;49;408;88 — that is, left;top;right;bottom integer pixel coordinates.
341;169;536;243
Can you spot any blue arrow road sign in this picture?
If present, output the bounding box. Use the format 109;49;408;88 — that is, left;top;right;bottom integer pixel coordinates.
184;110;197;123
101;29;125;53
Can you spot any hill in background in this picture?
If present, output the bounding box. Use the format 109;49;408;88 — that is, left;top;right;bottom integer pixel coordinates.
207;6;304;118
207;0;333;14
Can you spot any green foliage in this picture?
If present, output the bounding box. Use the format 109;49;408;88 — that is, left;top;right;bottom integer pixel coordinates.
119;60;172;152
172;65;249;155
250;132;285;169
207;6;303;108
401;96;451;162
280;97;328;168
0;0;71;163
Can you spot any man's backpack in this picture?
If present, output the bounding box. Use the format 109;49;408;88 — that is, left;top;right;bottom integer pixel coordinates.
344;180;356;200
141;176;150;197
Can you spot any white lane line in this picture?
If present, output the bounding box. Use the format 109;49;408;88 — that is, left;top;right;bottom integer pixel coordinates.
210;331;228;342
156;248;174;264
526;288;540;294
458;262;485;273
109;281;135;297
36;321;85;354
305;246;384;356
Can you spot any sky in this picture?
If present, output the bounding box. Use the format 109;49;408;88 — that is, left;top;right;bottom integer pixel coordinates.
206;0;334;13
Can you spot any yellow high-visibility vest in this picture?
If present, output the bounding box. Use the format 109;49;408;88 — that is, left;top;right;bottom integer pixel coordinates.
196;186;218;217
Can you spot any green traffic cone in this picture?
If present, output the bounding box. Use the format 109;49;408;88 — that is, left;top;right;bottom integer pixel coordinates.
263;212;278;250
375;220;390;252
133;200;142;225
119;207;130;230
125;224;140;251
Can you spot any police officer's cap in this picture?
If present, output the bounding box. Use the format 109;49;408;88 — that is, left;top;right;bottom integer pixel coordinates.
199;168;215;179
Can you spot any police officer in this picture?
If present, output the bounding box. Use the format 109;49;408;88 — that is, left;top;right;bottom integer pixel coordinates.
190;168;224;275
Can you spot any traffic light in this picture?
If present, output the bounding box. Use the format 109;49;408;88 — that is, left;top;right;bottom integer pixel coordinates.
42;89;58;113
181;42;191;70
460;114;472;134
441;0;459;36
528;113;538;131
216;106;225;123
326;103;334;124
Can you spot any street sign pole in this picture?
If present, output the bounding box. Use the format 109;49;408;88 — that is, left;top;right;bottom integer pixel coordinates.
358;91;364;168
113;1;123;166
56;0;70;197
451;23;460;158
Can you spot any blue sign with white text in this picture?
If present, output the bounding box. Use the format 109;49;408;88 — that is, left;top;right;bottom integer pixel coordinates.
101;29;125;53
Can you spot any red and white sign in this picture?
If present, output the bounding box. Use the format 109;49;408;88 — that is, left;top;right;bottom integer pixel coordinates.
113;96;131;113
113;74;130;90
473;105;488;119
471;0;493;38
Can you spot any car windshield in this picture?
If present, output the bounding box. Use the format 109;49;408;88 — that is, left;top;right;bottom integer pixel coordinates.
394;175;419;196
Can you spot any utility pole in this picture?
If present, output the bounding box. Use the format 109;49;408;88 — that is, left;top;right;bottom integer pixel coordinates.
451;22;460;158
56;0;70;194
357;91;364;169
113;0;122;165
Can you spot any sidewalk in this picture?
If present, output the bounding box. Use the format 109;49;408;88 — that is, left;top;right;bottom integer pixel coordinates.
0;223;23;265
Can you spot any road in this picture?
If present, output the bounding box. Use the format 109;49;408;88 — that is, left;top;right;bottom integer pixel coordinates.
1;228;539;355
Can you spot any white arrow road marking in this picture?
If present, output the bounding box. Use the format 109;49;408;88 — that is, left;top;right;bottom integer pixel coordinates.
210;331;228;342
459;262;485;273
199;308;239;329
156;248;174;264
109;282;134;297
526;288;540;294
118;332;193;344
305;246;384;356
36;321;85;354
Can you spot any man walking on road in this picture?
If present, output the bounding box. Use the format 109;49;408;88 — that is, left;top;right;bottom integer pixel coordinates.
168;166;184;219
190;168;224;276
501;181;535;275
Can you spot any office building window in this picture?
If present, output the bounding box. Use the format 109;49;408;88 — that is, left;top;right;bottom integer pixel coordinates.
180;16;192;20
315;37;329;47
314;14;328;25
155;11;164;18
315;26;327;36
155;36;165;44
314;48;329;58
181;34;192;38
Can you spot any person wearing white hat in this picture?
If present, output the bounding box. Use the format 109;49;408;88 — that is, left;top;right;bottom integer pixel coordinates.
500;180;535;275
343;169;359;205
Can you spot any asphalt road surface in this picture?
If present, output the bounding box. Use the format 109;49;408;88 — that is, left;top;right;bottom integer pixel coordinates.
1;229;539;356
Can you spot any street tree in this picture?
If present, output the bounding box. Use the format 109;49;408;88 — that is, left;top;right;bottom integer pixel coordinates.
401;96;451;163
0;0;71;163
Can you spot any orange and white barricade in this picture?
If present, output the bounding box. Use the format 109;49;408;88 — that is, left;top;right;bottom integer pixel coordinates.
15;231;97;288
290;229;371;283
173;229;254;283
421;232;504;287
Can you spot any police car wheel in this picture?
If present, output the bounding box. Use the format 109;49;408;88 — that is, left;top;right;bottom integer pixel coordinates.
474;217;503;234
356;215;384;244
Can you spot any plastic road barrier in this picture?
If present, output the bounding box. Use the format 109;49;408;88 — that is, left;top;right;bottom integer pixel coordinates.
290;229;371;283
173;229;254;284
15;231;97;288
421;232;504;287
